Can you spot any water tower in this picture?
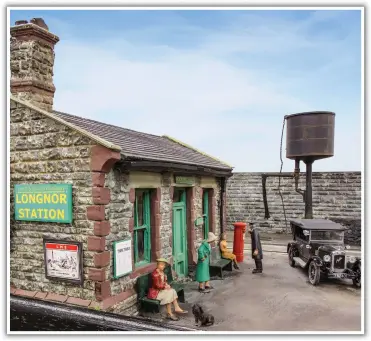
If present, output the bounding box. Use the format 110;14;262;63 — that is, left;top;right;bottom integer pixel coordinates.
285;111;335;219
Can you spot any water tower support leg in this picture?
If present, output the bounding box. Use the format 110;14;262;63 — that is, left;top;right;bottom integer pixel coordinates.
304;160;313;219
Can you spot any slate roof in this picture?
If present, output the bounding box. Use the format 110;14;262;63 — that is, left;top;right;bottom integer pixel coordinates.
52;110;232;171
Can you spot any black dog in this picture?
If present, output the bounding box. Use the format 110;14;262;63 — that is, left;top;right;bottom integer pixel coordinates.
192;304;215;327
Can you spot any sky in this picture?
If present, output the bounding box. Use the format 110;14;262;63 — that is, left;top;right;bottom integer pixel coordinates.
9;9;362;172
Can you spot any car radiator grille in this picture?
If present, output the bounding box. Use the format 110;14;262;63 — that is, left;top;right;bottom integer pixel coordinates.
333;255;345;270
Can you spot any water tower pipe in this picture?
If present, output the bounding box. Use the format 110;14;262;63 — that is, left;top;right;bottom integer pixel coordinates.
304;159;314;219
262;173;294;219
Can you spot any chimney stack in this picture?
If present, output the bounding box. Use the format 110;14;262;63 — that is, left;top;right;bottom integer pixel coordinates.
10;18;59;112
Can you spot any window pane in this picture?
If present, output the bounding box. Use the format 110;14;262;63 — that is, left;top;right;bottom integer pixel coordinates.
173;189;184;203
136;191;144;227
136;229;145;263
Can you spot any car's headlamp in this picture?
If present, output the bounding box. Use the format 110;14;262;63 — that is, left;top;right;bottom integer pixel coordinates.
323;255;331;262
349;256;356;263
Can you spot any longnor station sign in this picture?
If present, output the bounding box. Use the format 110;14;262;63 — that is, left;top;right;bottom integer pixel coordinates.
14;184;73;223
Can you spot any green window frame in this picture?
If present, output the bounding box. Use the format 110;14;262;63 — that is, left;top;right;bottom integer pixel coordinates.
134;189;151;267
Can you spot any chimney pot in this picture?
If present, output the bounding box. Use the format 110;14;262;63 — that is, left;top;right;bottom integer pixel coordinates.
30;18;49;31
15;20;28;25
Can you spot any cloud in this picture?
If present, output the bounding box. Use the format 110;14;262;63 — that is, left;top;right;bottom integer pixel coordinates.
45;10;361;172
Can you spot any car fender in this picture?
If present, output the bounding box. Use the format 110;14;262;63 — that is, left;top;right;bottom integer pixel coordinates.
309;256;323;267
287;242;298;254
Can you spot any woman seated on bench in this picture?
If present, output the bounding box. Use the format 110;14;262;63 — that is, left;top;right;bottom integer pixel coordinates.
219;232;240;269
147;258;187;321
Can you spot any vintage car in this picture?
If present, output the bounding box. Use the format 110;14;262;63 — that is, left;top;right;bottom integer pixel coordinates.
287;219;361;287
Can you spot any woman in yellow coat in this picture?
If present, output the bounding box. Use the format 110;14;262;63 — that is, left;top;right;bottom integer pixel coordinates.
219;232;240;269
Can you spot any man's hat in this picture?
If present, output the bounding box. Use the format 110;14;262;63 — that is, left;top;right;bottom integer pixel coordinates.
156;258;169;264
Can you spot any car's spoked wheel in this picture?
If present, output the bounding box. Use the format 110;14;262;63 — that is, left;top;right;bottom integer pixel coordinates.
308;261;320;286
352;263;361;288
288;247;295;267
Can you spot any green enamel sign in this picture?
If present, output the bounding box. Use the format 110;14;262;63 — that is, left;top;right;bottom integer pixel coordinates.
175;176;195;185
14;184;73;223
194;216;204;227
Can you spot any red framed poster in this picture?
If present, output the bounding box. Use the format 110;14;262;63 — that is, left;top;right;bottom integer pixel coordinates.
43;239;83;285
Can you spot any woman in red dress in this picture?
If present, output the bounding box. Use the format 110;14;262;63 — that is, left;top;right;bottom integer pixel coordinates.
147;258;188;320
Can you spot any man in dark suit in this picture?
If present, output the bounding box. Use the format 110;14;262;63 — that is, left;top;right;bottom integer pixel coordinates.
248;222;263;274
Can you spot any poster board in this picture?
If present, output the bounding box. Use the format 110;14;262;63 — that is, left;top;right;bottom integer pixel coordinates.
113;239;133;279
43;239;83;285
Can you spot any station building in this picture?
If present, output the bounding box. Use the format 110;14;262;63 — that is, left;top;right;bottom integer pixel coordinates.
9;19;233;313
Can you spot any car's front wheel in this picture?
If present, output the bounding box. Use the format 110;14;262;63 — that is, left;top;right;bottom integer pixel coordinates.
308;261;321;286
352;263;361;288
288;247;296;267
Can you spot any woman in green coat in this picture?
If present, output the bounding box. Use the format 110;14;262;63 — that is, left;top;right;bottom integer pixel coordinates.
195;232;217;293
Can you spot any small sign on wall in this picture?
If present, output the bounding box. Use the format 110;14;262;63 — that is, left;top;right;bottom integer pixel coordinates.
43;239;83;285
14;184;73;223
175;176;195;186
113;239;133;279
194;216;204;227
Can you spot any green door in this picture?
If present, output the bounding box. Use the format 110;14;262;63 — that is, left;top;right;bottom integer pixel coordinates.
172;189;188;277
202;190;209;239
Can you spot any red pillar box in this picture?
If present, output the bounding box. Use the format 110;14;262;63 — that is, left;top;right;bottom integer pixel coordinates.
233;222;247;263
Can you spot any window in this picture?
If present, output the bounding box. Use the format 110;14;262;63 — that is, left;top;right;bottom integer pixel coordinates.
296;228;309;242
134;190;151;266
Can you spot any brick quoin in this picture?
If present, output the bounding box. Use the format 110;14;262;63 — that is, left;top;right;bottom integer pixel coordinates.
92;187;111;205
88;236;106;252
92;172;106;187
87;205;105;221
88;268;106;282
209;188;216;234
187;187;197;265
94;221;111;236
150;188;162;261
94;251;111;268
88;145;120;303
129;188;136;203
95;281;111;301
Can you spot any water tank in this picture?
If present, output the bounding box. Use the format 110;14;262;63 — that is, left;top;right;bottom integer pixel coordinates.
286;111;335;162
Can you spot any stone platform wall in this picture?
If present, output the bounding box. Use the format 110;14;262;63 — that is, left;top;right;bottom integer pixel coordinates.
226;172;362;245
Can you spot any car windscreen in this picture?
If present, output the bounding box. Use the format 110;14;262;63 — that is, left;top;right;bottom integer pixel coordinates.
310;230;344;242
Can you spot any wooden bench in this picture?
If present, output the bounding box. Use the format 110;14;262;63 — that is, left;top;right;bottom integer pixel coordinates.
209;247;233;279
136;265;185;313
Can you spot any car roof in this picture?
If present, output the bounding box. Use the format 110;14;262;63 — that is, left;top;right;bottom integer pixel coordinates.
290;219;347;231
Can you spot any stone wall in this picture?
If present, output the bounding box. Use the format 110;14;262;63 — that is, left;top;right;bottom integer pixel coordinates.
104;168;133;297
10;99;96;299
226;172;362;245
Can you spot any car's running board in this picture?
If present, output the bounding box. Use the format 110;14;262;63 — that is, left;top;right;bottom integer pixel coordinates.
293;257;307;268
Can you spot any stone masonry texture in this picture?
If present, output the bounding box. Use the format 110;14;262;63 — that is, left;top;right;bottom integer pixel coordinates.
10;24;59;112
10;99;96;299
226;172;362;245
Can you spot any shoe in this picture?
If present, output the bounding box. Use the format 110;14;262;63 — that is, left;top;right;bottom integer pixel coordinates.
252;269;261;274
175;310;188;314
167;314;179;321
233;264;240;270
205;285;214;290
198;287;210;293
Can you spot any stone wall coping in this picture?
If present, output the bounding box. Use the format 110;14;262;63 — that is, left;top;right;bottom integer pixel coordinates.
10;286;134;311
10;96;121;152
231;171;361;175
